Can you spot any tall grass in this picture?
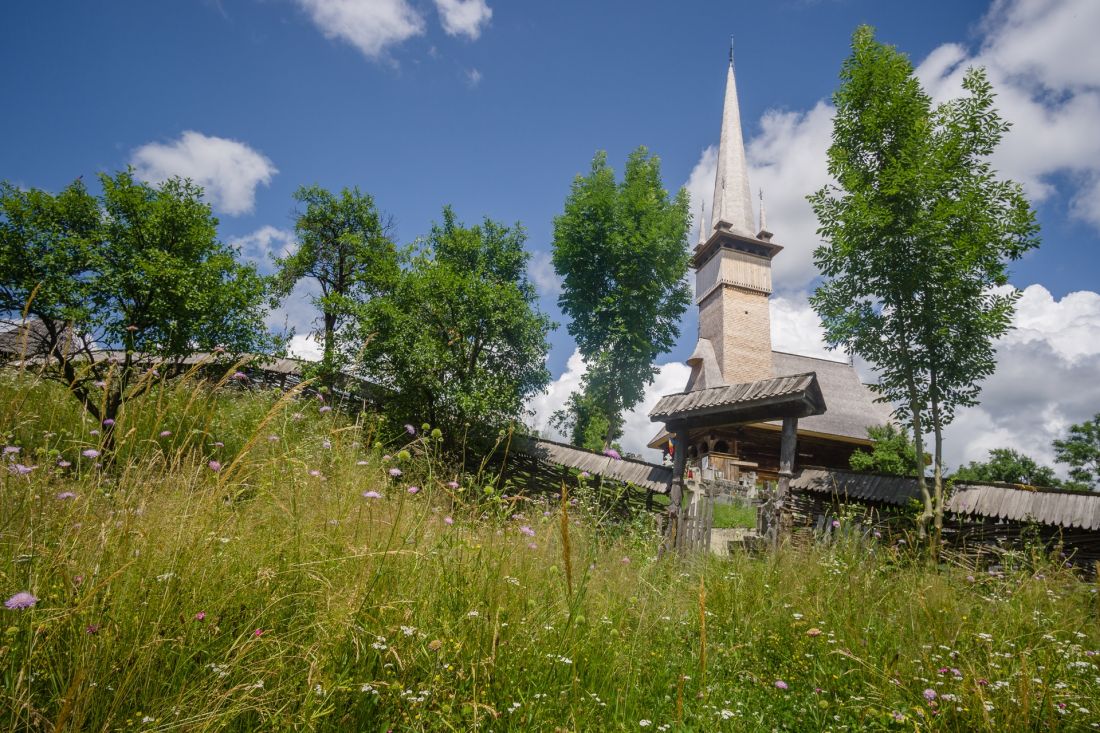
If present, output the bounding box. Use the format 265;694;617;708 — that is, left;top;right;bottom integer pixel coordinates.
2;373;1100;731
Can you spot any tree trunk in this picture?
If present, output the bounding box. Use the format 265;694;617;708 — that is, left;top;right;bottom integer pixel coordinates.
661;429;688;557
930;373;945;561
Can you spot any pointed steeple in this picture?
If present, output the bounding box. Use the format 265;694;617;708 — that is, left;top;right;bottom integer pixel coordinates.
697;201;708;247
757;188;773;241
708;39;756;239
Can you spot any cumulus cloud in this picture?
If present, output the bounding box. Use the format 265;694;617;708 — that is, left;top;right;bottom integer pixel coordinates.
131;131;276;216
295;0;425;60
287;332;324;361
434;0;492;40
528;250;562;297
229;226;297;271
465;67;483;88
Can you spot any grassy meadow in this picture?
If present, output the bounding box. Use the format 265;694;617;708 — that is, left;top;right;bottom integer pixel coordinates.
2;369;1100;731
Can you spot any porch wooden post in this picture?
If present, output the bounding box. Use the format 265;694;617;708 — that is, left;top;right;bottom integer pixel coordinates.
662;428;688;556
773;416;798;547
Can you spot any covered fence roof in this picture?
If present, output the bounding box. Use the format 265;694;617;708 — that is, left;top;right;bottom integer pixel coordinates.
650;372;825;424
793;467;1100;530
512;437;672;493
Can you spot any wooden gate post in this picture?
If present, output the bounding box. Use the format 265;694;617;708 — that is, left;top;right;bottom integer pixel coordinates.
772;416;798;547
661;429;688;556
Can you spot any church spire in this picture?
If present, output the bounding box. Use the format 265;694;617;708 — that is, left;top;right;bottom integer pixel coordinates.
697;201;707;247
708;39;756;239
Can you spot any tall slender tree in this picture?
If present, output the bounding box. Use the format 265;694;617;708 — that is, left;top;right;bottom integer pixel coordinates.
552;147;692;450
809;26;1039;542
273;185;400;389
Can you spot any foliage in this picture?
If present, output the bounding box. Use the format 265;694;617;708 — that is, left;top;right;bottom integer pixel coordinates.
0;170;271;448
359;207;553;439
549;387;622;453
849;424;922;476
809;26;1039;540
1053;413;1100;489
273;185;401;387
552;147;691;450
953;447;1063;488
3;375;1099;731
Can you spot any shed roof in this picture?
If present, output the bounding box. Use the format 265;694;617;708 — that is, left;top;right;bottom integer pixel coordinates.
791;468;922;506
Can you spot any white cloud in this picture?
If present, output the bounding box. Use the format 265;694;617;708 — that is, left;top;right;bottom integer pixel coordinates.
465;67;483;88
434;0;492;40
287;333;324;361
528;250;561;297
770;292;831;359
683;145;717;244
229;226;297;271
295;0;425;60
131;131;276;216
527;349;585;440
915;0;1100;226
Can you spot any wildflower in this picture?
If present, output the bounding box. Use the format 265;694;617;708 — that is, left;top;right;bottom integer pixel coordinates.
309;470;322;477
356;460;368;465
319;405;332;413
94;380;106;388
873;530;882;538
214;441;224;448
8;464;35;475
407;486;419;494
622;556;631;564
195;611;206;621
831;519;841;528
267;434;279;442
231;371;248;381
208;460;222;472
292;412;304;421
89;429;99;436
388;468;402;478
56;491;77;500
362;491;382;499
922;689;937;702
444;516;454;525
382;454;392;461
253;628;264;637
102;418;115;427
527;542;538;550
321;439;332;449
3;446;19;455
86;624;100;634
604;448;622;460
428;639;443;651
580;471;590;479
639;722;652;728
82;449;100;459
5;592;37;610
57;460;71;468
405;424;416;435
519;525;536;537
807;628;823;637
159;430;172;437
976;678;989;686
774;680;788;690
892;711;905;722
447;480;460;489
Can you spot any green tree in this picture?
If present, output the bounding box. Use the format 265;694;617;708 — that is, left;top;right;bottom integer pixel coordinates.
952;448;1062;488
849;424;922;476
809;27;1039;542
0;170;272;450
552;147;691;450
1054;413;1100;489
550;388;623;453
273;185;400;388
360;207;552;437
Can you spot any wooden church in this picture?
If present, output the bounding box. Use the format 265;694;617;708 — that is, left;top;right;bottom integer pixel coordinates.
647;48;892;484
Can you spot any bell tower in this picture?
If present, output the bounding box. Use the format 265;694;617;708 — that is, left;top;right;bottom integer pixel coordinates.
687;42;782;390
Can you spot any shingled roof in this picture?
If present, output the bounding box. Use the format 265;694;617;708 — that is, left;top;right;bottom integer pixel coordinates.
649;372;825;424
512;437;672;493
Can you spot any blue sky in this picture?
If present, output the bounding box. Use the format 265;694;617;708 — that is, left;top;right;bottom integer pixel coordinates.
3;0;1099;468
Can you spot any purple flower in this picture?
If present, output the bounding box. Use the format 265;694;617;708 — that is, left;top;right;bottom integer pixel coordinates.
319;405;332;414
86;623;100;634
89;429;99;436
774;680;788;690
231;371;248;381
309;470;322;478
527;542;538;550
388;468;402;478
922;689;937;702
443;516;454;525
214;441;224;448
208;460;222;472
194;611;206;621
831;519;841;529
81;449;99;459
3;446;20;455
8;464;35;475
56;491;77;500
621;556;631;564
404;424;416;436
362;491;382;499
519;525;536;537
93;380;106;388
892;712;905;723
5;591;37;610
102;419;115;427
579;471;590;479
407;486;419;494
159;430;172;438
57;460;71;468
603;448;622;460
382;454;392;462
253;628;264;637
321;439;332;449
446;480;460;490
267;434;279;442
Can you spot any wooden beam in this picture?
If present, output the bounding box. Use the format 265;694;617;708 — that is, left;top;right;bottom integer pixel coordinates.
772;416;798;547
662;428;688;557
